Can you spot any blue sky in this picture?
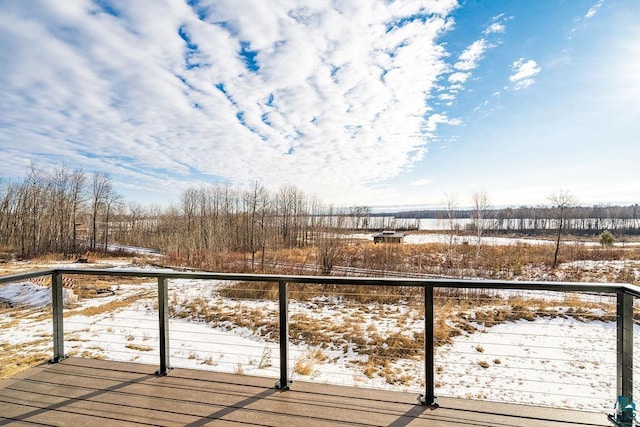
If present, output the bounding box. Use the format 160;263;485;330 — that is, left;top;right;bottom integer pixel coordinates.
1;0;638;209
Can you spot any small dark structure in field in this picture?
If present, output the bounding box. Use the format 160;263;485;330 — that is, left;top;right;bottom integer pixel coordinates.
373;230;405;244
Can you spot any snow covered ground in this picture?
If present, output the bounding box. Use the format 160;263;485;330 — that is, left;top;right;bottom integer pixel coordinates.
1;262;635;413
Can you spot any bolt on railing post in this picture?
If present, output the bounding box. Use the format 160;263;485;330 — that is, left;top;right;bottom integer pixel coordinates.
156;276;171;376
419;285;438;407
50;272;65;363
617;291;633;403
275;280;291;390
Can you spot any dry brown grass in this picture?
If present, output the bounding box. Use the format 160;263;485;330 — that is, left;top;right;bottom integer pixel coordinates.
0;339;51;379
205;239;639;308
293;359;314;376
308;348;328;363
0;310;23;328
165;248;304;273
378;360;414;385
0;352;51;379
125;343;153;352
217;281;423;305
170;297;281;341
454;294;615;332
293;348;329;376
316;239;640;282
290;312;334;347
218;282;278;300
70;274;149;295
68;292;152;317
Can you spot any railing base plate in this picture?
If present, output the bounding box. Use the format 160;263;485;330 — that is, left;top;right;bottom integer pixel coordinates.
154;367;174;377
275;380;292;390
418;395;439;408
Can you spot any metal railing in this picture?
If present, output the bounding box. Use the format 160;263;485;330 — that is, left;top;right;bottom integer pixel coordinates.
1;267;638;409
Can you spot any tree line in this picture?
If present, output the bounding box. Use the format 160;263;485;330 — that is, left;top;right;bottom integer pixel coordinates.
0;165;346;271
1;164;638;268
0;164;121;257
392;204;640;234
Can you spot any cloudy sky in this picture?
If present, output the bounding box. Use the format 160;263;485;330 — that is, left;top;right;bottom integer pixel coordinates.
1;0;638;209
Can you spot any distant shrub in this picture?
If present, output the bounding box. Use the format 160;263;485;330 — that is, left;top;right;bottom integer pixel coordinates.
599;230;615;247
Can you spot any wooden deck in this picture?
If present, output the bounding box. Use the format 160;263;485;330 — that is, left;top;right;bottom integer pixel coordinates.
0;358;610;426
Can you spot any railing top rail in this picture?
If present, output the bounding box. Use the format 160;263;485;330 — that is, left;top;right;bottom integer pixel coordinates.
0;269;56;285
1;267;638;297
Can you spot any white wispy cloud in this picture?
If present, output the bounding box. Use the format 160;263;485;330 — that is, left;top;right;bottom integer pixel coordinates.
509;58;541;90
445;15;507;95
483;22;506;35
585;0;605;19
483;13;511;35
454;39;489;71
0;0;464;203
448;72;470;83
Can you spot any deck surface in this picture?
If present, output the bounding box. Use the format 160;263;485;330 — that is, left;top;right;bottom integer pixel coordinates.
0;358;610;426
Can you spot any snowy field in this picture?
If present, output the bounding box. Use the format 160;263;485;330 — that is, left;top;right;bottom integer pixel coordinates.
350;232;640;247
1;261;637;413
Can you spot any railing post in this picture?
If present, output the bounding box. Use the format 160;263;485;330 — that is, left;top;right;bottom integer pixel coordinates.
617;291;633;402
156;276;171;376
275;280;290;390
419;285;438;407
50;272;65;363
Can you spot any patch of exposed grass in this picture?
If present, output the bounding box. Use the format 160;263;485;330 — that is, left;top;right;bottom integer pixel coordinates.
0;315;21;329
68;292;152;317
218;282;278;300
367;331;423;364
290;312;334;347
293;349;326;377
0;338;52;379
379;360;413;385
0;352;51;379
125;343;153;352
293;359;314;376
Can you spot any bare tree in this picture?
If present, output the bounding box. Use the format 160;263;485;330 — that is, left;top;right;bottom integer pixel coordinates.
349;205;371;230
0;179;17;250
471;190;490;259
69;169;86;253
276;184;301;248
316;206;345;275
443;192;459;271
0;165;88;256
89;172;112;251
256;185;272;269
102;187;123;252
21;163;48;256
243;181;271;270
549;190;577;268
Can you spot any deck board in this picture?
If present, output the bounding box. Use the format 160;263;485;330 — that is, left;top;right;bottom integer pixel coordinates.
0;358;610;426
